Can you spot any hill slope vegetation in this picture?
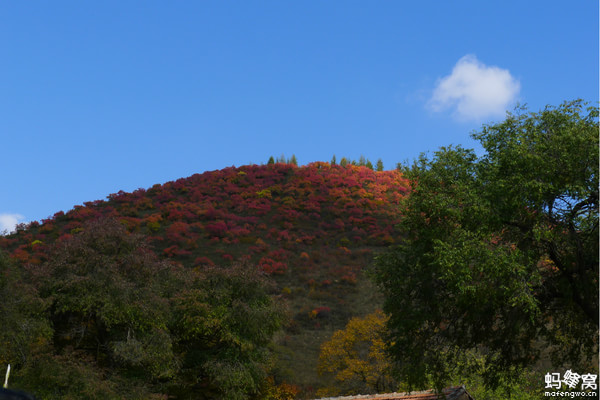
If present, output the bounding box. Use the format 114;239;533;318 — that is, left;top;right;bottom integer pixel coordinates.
0;162;409;398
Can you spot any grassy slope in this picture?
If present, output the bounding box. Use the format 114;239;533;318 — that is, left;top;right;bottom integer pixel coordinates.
1;162;408;396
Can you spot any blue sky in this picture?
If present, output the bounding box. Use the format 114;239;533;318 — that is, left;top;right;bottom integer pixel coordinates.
1;1;598;231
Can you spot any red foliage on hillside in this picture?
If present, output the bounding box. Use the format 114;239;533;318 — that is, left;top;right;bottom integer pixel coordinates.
1;162;408;331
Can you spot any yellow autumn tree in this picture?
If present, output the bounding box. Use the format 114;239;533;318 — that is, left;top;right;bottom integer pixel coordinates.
317;310;397;397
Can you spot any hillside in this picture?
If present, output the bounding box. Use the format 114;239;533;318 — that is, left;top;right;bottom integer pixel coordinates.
0;162;409;396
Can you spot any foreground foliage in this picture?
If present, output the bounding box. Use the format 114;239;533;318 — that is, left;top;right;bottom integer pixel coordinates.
374;100;599;391
2;219;285;399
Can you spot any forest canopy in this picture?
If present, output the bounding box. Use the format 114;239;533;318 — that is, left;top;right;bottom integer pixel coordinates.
2;219;286;399
374;100;599;390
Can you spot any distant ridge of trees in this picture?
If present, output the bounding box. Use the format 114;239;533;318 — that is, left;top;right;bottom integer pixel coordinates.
268;154;385;171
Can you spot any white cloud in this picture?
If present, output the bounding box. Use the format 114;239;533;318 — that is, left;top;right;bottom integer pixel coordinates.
428;55;520;121
0;213;25;235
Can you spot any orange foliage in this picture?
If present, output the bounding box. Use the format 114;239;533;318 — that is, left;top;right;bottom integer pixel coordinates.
317;310;396;396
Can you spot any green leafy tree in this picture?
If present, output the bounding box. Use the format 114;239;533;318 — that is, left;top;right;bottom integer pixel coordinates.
0;251;52;379
2;219;177;398
171;263;286;399
374;101;599;391
6;219;286;399
376;159;384;172
268;156;275;165
331;155;337;165
46;219;177;378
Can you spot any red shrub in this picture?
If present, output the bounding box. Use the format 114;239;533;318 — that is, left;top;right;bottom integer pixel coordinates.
258;257;287;275
194;256;215;266
205;221;228;238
